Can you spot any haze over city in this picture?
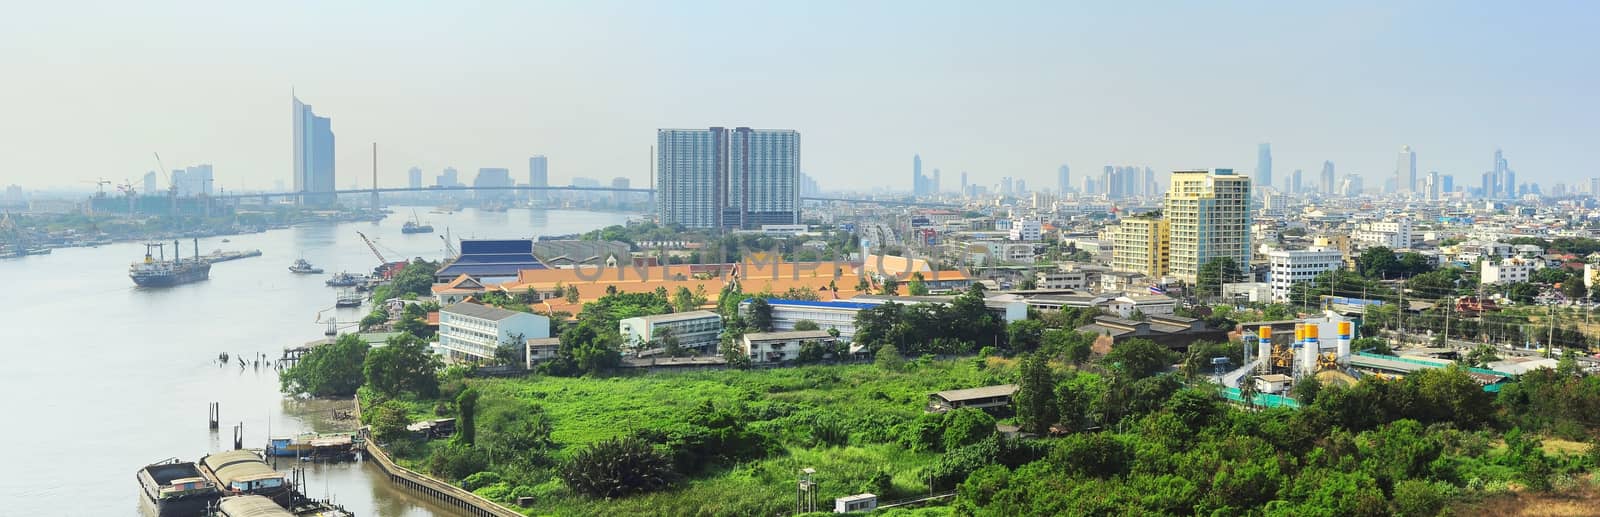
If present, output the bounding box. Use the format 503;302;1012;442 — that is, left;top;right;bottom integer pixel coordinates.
2;1;1596;191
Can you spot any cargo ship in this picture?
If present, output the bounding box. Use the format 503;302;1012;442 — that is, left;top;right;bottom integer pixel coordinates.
130;240;211;287
401;210;434;234
136;458;222;517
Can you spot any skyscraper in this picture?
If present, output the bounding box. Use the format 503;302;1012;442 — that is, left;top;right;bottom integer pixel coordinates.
933;169;941;194
1396;145;1417;193
1290;169;1303;195
1057;164;1071;194
912;154;923;195
1425;171;1441;200
1255;143;1272;195
142;171;158;194
292;95;336;206
612;177;630;205
657;127;799;230
529;155;549;203
408;167;423;189
959;171;968;197
1320;161;1335;194
437;167;459;188
1165;169;1252;283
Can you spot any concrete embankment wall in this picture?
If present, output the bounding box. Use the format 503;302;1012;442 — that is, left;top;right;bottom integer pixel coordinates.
355;397;523;517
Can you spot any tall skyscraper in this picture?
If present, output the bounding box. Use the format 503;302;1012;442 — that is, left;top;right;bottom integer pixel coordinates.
1290;169;1303;195
1165;168;1252;283
528;155;549;203
959;171;968;197
912;154;923;195
933;169;941;194
1057;164;1071;194
142;171;158;194
1441;174;1454;195
1255;143;1272;195
292;95;336;206
1396;145;1417;193
1320;161;1336;194
408;167;423;189
657;127;799;230
1425;171;1441;200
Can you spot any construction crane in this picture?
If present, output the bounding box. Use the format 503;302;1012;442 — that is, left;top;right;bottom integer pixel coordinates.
84;178;111;196
356;231;387;264
439;231;458;261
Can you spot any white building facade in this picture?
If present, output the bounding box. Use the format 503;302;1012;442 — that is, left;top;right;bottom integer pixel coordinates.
619;310;724;352
1267;247;1344;302
438;303;551;363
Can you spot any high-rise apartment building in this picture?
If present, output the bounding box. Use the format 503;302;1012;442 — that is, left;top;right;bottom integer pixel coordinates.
529;155;549;203
959;171;968;197
657;127;799;230
437;167;459;188
1396;145;1417;193
1290;169;1303;195
142;171;158;194
912;154;923;195
408;167;423;189
1165;169;1252;283
1255;143;1272;195
292;95;336;206
933;169;941;194
1058;164;1071;194
1111;216;1170;278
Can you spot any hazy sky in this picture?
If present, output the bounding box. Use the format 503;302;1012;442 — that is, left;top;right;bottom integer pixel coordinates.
2;1;1596;193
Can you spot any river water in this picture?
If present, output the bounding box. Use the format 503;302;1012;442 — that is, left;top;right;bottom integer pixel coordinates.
0;207;633;516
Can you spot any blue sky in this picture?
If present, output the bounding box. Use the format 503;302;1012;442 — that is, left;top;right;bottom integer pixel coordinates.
1;1;1595;192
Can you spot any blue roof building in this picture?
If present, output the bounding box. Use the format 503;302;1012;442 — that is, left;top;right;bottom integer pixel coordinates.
435;239;546;284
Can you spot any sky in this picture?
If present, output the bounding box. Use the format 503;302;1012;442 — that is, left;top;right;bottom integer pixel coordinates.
1;1;1596;193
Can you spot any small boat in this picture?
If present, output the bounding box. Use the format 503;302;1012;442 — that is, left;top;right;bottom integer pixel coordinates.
268;432;361;462
136;458;222;517
325;272;362;287
221;238;231;243
289;258;324;274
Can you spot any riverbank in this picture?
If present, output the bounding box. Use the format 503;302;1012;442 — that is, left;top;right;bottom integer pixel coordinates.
0;207;634;515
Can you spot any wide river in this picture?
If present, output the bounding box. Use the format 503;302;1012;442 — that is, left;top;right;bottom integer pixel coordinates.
0;207;633;516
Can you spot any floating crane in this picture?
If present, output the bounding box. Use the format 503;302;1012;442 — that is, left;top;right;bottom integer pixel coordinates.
356;231;407;279
439;230;458;261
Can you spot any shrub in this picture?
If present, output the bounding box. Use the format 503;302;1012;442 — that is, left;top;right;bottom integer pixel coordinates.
561;436;675;498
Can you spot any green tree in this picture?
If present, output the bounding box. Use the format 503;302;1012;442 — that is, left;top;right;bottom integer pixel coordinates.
746;298;774;331
564;284;581;304
908;272;930;296
1196;257;1242;299
363;334;441;398
1005;319;1046;353
390;259;442;297
792;319;821;331
1357;247;1399;279
279;334;370;397
455;387;479;447
1043;330;1093;365
368;400;414;443
942;408;997;449
1014;352;1057;433
1507;282;1540;304
1101;338;1178;379
1465;344;1500;367
875;344;906;371
881;277;901;296
671;286;697;312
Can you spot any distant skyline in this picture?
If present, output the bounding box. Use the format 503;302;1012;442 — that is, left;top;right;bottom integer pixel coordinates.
1;2;1596;192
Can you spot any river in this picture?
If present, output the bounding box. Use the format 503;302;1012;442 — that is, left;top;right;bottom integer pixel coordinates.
0;207;634;516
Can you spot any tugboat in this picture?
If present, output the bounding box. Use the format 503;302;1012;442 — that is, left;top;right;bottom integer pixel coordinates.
136;458;222;516
130;240;212;287
401;210;434;234
288;259;324;274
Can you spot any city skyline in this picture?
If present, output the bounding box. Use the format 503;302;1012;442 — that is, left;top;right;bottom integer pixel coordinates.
1;2;1595;193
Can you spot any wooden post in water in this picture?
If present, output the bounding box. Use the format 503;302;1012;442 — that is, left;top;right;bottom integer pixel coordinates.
233;422;243;450
208;402;219;430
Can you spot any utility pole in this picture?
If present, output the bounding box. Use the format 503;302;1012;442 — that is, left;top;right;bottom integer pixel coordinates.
371;142;380;211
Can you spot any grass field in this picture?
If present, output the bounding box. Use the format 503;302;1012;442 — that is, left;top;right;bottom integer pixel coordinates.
389;358;1014;515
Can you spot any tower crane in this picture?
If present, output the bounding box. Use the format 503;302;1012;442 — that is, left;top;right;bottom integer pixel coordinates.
439;231;458;260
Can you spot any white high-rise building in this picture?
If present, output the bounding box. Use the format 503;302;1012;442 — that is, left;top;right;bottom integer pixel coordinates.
1268;247;1343;302
529;155;548;203
1165;169;1252;283
1009;218;1042;241
1397;145;1417;193
292;95;336;206
657;127;799;229
408;166;423;189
